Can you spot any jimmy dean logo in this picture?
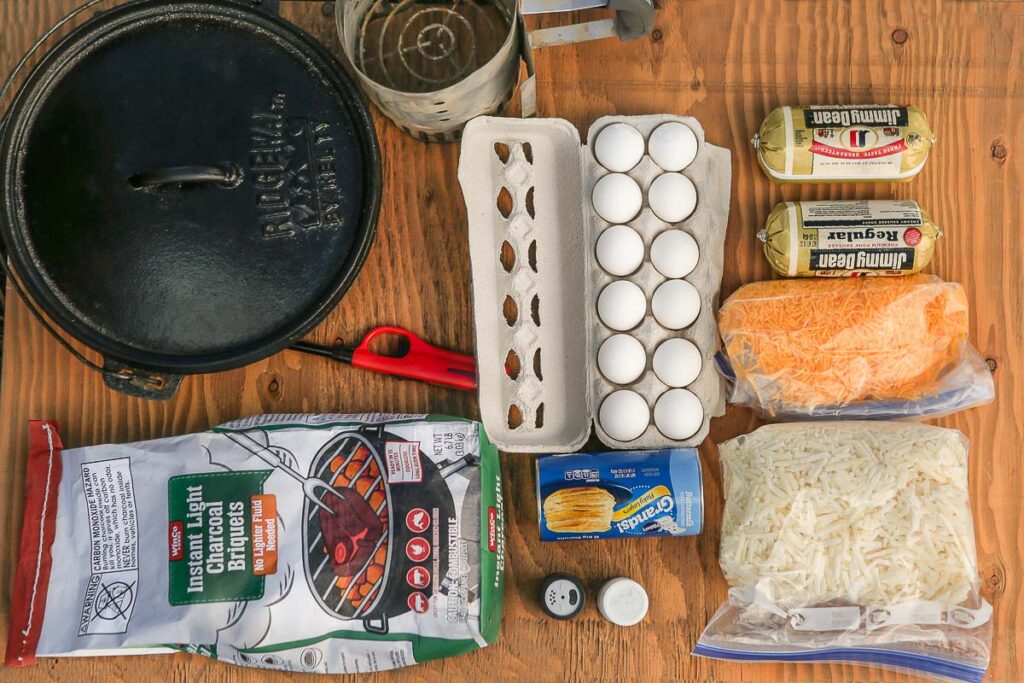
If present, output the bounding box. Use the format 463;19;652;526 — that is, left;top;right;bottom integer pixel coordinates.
564;468;599;481
804;107;908;128
810;249;914;270
250;92;344;239
826;228;900;243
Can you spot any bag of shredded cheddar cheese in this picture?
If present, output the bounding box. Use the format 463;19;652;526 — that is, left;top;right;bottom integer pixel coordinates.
694;422;992;683
716;275;994;419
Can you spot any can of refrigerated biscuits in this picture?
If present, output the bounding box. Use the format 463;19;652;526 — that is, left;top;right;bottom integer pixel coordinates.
758;199;941;277
753;105;935;182
536;448;703;541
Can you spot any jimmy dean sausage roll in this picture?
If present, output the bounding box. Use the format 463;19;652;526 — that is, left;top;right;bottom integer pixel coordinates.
753;105;935;182
758;199;942;277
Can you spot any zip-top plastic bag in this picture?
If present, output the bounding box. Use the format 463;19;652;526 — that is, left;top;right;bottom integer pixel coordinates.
715;275;994;419
7;414;504;673
695;422;992;683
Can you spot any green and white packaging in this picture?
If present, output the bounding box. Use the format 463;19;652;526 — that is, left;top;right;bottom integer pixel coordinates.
7;414;504;673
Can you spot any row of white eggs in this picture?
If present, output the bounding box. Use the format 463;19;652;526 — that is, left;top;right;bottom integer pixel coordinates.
598;335;702;387
594;121;699;174
596;226;699;278
597;279;700;331
600;387;704;442
592;172;698;225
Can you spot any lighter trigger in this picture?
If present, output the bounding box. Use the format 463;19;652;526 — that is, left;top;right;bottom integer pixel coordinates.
365;332;412;360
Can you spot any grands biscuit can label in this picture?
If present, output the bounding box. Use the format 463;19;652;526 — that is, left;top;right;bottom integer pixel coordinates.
536;449;703;541
753;105;935;182
758;199;942;277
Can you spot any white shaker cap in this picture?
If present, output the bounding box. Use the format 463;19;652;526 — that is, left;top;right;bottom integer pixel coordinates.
597;577;649;627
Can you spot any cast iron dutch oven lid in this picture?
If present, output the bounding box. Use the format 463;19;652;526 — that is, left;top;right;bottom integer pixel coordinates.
0;0;381;395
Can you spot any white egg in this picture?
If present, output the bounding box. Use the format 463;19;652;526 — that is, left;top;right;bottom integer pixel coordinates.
652;338;702;387
648;173;697;223
596;225;644;276
650;230;700;278
651;279;700;330
593;123;645;172
599;390;650;442
653;388;704;440
592;173;642;224
597;334;647;385
648;121;699;171
597;280;647;331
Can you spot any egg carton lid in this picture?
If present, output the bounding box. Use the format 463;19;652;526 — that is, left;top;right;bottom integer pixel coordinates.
459;115;730;453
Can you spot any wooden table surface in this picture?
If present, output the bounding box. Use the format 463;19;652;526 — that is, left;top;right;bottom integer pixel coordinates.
0;0;1021;681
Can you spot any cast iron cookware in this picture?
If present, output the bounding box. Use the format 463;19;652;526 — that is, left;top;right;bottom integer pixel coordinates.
303;426;476;634
0;0;381;399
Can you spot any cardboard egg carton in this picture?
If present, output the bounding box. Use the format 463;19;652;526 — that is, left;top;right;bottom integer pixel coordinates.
459;114;731;453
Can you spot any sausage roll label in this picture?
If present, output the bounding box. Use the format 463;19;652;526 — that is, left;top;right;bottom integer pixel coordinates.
754;105;935;182
760;200;940;277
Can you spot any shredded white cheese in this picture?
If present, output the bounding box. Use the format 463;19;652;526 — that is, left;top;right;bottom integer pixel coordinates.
718;422;978;608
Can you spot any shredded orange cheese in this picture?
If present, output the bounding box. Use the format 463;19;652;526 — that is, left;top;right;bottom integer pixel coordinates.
718;275;969;413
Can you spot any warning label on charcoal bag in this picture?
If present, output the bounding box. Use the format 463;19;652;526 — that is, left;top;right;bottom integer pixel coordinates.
78;458;140;636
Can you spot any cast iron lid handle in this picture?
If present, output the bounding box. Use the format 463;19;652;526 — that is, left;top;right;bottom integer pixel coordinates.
128;163;243;190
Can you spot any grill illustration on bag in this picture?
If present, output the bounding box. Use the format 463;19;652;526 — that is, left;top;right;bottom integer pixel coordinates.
223;424;475;635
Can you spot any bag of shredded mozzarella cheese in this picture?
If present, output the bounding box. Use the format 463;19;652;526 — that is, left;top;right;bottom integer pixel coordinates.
695;422;992;683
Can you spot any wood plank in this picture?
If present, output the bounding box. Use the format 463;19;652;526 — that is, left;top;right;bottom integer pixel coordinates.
0;0;1020;681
